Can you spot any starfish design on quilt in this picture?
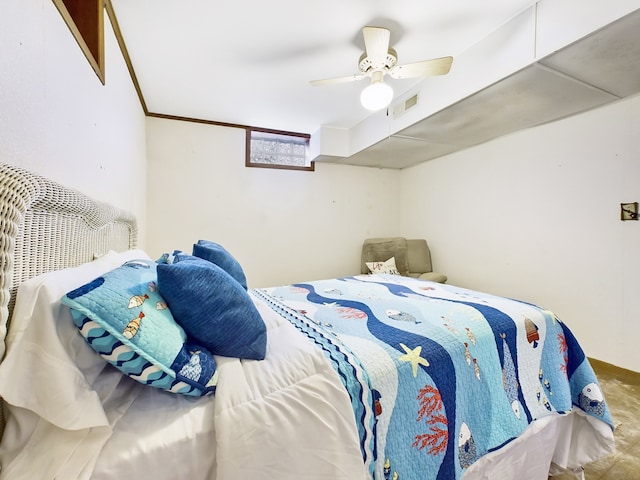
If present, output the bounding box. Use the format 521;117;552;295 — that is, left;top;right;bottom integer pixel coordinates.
398;343;430;377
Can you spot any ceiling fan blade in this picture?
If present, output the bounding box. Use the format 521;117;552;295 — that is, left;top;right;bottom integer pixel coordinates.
362;26;391;68
309;73;365;87
388;56;453;79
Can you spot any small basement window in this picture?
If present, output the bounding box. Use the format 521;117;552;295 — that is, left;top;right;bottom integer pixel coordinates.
246;128;313;171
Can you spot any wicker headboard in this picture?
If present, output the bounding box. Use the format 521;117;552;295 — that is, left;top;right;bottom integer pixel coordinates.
0;162;138;435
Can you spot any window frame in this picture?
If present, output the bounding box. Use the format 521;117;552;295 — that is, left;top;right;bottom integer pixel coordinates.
245;127;314;172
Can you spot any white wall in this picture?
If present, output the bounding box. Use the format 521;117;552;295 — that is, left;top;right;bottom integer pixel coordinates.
145;99;640;372
145;117;401;288
0;0;147;246
400;94;640;372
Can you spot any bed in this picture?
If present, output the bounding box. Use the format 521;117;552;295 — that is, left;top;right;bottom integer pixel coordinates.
0;162;615;480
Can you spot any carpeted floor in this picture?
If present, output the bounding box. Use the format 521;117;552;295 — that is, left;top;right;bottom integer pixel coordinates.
551;359;640;480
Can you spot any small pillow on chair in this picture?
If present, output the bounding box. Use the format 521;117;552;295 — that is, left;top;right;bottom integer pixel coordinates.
366;257;401;275
157;255;266;360
192;240;247;289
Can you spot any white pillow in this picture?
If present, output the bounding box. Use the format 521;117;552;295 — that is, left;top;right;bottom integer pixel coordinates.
0;249;150;430
366;256;401;275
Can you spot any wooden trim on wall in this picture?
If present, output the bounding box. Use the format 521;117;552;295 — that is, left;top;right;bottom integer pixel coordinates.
52;0;105;84
146;112;251;131
104;0;148;114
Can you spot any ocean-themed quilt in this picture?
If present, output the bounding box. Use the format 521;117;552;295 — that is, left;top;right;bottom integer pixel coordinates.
254;274;614;480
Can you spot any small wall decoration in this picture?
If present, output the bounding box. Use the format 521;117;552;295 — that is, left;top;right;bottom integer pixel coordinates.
52;0;105;84
620;202;639;221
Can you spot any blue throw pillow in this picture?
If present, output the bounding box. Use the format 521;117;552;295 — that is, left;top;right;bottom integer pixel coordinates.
62;259;218;396
192;240;248;289
157;255;266;360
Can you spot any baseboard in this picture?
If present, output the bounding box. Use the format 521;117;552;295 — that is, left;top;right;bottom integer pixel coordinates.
588;357;640;384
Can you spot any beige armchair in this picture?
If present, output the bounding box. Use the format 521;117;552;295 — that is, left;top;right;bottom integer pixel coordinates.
361;237;447;283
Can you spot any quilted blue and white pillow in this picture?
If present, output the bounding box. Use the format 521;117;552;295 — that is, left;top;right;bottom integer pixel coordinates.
62;259;218;396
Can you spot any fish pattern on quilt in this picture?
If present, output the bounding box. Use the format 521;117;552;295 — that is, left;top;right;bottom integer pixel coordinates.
253;274;613;480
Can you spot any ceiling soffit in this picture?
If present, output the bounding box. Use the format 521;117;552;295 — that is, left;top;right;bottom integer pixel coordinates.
319;6;640;169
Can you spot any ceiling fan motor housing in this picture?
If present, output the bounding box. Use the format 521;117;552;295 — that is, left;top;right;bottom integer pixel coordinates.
358;47;398;73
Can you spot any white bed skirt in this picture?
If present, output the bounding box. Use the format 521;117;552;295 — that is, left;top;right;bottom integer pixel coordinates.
464;408;614;480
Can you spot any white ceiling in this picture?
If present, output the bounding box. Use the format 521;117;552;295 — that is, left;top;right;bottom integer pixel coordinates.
109;1;640;168
109;0;538;133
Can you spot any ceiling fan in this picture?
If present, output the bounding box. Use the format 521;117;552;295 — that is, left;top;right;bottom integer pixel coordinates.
310;26;453;111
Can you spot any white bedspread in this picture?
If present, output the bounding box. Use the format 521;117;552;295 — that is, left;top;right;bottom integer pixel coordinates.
213;296;367;480
0;251;367;480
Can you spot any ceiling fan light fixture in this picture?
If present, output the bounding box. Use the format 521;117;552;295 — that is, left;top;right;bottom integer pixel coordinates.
360;80;393;111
